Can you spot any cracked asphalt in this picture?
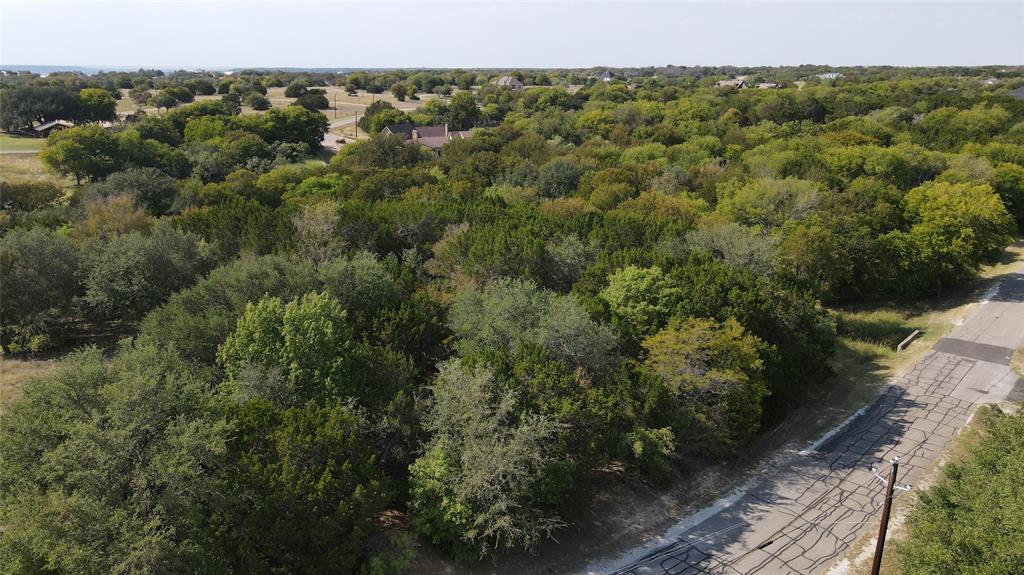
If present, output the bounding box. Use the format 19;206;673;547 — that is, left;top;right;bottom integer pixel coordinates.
597;264;1024;575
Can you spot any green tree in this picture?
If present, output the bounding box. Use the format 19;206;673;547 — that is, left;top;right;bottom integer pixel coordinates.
643;317;769;456
284;80;308;98
215;399;394;574
318;251;402;322
0;181;63;212
78;223;211;321
390;83;408;101
40;125;122;185
141;255;319;363
0;343;229;574
536;158;584;198
83;167;180;215
149;90;180;111
886;181;1015;296
0;227;80;352
77;88;117;123
259;105;329;152
0;85;80;131
368;108;412;135
292;91;330;111
445;91;480;130
599;265;677;336
245;92;271;110
217;292;371;405
408;359;564;558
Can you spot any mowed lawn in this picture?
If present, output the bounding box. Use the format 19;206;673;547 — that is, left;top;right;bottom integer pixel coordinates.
0;133;46;153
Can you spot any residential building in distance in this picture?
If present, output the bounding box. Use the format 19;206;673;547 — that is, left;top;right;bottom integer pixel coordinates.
380;123;472;151
492;75;524;90
29;119;74;137
714;78;746;88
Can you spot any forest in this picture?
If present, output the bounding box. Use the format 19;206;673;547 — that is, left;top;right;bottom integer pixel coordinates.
1;65;1022;573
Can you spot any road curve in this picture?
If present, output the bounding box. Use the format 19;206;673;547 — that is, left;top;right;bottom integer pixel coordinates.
585;261;1024;575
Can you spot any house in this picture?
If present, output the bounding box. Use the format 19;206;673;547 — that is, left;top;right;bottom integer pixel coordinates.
816;72;844;81
380;123;415;139
1008;86;1024;101
981;77;1002;86
599;70;614;82
756;82;781;89
714;78;746;89
380;123;472;151
31;119;74;137
492;75;524;90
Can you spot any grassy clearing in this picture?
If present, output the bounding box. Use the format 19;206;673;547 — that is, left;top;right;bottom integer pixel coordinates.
117;86;431;120
0;153;73;187
0;133;46;153
0;357;58;412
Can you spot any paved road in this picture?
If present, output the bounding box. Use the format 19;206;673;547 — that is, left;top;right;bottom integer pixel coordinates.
322;115;360;150
320;100;426;150
589;264;1024;575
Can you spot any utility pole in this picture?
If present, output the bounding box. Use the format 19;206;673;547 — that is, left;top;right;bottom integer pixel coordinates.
870;457;912;575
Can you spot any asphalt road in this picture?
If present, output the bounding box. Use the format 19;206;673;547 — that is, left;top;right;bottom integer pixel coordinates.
322;115;360;150
320;100;422;151
588;263;1024;575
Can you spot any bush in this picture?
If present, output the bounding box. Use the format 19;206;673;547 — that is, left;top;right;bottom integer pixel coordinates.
898;406;1024;574
78;223;212;321
140;255;319;363
0;227;80;352
0;181;63;212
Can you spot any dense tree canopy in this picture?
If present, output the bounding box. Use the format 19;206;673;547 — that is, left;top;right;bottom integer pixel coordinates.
3;65;1023;573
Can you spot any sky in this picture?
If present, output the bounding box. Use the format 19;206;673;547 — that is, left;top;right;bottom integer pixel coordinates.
1;0;1021;69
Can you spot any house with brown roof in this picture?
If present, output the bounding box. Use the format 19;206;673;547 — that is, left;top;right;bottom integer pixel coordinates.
380;123;472;151
492;75;524;90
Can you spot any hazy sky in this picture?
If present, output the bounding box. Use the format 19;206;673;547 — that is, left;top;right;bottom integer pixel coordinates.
1;1;1021;69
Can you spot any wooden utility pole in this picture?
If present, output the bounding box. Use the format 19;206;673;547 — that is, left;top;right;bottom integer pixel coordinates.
870;457;911;575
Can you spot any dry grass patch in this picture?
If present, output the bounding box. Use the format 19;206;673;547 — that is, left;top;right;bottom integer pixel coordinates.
0;153;73;187
0;357;58;411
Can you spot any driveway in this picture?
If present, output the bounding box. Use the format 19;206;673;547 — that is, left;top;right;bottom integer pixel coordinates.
585;262;1024;575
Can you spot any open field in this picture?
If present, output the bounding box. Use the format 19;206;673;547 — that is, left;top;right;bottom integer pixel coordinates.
0;133;47;153
119;86;432;119
0;152;73;186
